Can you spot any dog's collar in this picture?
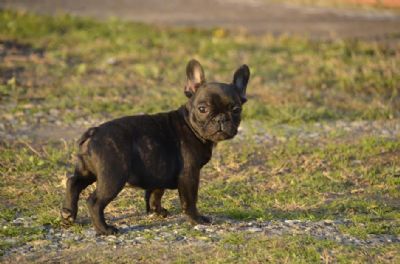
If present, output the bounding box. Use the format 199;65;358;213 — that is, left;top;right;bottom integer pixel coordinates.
179;106;209;144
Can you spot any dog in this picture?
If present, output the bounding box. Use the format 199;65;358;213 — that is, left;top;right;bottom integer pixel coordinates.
61;59;250;235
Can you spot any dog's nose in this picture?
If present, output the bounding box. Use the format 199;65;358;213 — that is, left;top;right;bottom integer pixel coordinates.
215;115;228;131
215;115;227;123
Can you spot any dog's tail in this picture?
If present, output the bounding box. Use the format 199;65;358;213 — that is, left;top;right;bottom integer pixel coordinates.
74;127;98;177
77;127;97;146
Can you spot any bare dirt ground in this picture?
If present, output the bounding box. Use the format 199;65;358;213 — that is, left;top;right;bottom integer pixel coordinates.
1;0;400;40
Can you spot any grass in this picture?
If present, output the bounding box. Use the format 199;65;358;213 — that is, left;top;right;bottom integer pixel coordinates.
0;9;399;262
22;234;398;263
201;135;400;231
0;10;399;125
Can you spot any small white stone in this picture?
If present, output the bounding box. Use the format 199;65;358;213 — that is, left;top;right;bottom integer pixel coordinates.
248;227;262;233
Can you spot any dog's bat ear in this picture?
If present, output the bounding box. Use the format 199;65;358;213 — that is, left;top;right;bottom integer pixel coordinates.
232;64;250;104
185;59;206;98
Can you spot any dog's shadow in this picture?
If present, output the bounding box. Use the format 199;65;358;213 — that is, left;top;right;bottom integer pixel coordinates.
75;212;188;234
118;217;187;233
75;212;238;235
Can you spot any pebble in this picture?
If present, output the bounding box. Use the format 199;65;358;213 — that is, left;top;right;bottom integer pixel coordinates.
49;109;60;116
84;230;96;237
8;216;397;261
247;227;262;233
194;225;207;231
5;238;17;244
106;57;117;65
12;218;25;226
175;235;186;241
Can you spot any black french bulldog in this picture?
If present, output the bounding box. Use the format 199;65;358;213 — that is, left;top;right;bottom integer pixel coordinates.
61;59;250;235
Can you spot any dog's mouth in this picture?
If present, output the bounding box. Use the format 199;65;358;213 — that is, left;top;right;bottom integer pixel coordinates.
194;118;239;142
213;130;228;136
208;129;236;141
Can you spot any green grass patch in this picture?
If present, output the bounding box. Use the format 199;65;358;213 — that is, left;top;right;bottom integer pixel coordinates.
0;10;399;126
198;135;400;236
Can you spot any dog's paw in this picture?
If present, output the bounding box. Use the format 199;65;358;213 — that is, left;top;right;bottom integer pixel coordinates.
198;215;211;224
157;208;169;218
60;208;75;227
96;225;119;236
188;214;212;225
148;207;169;218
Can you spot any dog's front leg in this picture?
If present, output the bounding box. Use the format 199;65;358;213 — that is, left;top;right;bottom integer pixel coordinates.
178;168;211;224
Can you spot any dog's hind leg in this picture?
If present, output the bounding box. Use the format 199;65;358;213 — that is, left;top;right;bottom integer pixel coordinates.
145;190;152;213
62;127;98;226
61;168;95;226
146;189;168;217
86;172;126;235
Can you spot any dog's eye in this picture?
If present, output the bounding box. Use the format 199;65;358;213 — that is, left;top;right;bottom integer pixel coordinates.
232;106;242;114
198;106;208;113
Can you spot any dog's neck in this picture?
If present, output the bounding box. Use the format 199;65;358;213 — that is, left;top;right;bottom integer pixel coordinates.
178;105;211;145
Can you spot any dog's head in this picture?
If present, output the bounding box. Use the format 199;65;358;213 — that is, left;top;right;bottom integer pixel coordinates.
184;59;250;143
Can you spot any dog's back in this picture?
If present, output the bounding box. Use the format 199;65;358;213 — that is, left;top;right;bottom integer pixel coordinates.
76;111;184;189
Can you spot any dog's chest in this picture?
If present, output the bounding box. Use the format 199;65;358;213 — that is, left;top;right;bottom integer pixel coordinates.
127;133;182;189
